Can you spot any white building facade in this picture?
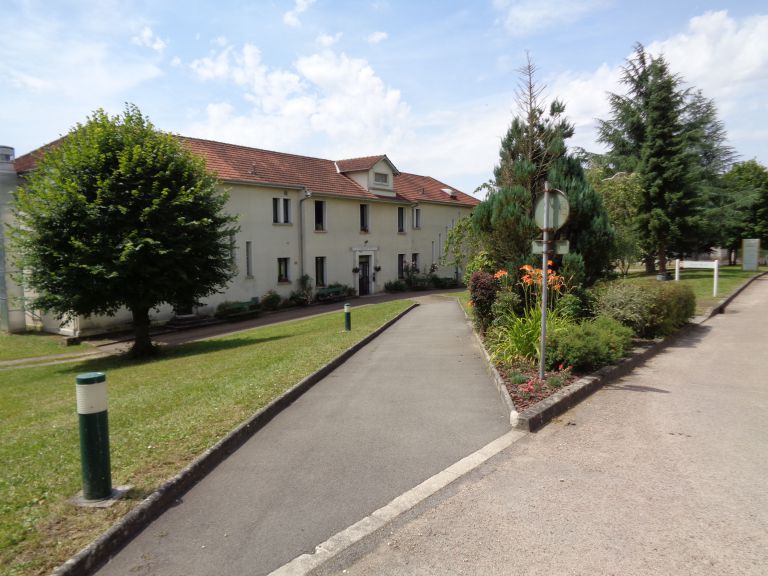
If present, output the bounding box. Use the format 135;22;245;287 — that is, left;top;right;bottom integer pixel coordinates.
1;138;479;336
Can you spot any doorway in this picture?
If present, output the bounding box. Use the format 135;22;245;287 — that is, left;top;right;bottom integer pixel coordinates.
358;255;371;296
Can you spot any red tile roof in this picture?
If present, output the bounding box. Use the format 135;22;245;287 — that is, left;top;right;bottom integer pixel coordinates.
13;135;478;207
395;172;480;206
335;155;387;173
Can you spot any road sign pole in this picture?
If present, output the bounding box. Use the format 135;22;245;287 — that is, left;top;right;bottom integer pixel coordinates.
539;184;550;380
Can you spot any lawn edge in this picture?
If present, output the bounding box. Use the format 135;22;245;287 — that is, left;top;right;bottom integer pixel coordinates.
51;301;419;576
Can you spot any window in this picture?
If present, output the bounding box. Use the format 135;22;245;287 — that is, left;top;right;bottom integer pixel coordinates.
228;232;236;265
397;207;405;233
374;172;389;185
273;197;291;224
413;207;421;229
245;241;253;277
411;253;419;273
315;256;326;287
360;204;369;232
314;200;326;231
398;253;406;279
278;257;290;282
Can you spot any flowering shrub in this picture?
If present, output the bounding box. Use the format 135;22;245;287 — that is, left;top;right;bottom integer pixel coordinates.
468;271;499;331
519;262;565;310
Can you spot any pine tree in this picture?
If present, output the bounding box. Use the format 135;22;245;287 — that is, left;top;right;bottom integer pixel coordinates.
636;58;694;273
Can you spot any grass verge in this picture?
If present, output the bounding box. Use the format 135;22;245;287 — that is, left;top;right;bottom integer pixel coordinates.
1;299;412;576
0;332;87;362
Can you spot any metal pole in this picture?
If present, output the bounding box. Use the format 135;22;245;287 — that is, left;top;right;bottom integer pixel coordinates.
539;183;550;380
344;303;351;331
76;372;113;500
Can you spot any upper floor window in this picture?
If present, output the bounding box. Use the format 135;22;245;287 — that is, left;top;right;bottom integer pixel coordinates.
374;172;389;185
413;207;422;229
273;197;291;224
314;200;326;231
360;204;370;232
397;207;405;233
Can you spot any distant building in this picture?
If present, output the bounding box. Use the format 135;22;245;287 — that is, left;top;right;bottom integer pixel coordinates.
0;137;478;335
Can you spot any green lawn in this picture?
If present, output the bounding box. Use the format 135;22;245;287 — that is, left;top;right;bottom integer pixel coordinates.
0;332;87;362
0;299;413;576
624;265;766;314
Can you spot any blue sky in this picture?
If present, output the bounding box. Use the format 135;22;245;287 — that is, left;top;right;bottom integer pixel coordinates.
2;1;766;195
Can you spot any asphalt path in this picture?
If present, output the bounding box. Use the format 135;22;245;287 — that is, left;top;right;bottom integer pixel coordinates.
324;276;768;576
94;295;510;576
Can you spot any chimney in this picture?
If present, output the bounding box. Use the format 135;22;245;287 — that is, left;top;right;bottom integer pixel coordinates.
0;146;14;172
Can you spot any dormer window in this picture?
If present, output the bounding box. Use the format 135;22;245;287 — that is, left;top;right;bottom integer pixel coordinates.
374;172;389;185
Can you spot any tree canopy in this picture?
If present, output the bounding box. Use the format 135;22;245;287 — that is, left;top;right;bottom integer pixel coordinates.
11;104;238;356
472;56;614;285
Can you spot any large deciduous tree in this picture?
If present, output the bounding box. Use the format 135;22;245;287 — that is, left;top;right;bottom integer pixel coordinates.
11;104;238;357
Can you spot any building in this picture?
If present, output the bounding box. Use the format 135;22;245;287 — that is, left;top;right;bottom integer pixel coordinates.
0;138;479;336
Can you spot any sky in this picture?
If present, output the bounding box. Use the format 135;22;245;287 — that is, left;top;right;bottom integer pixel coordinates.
1;1;766;196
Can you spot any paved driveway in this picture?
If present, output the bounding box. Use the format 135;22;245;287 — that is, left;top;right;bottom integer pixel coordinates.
95;296;510;576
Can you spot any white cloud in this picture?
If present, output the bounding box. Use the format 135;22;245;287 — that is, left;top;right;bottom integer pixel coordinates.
283;0;316;28
186;43;410;158
131;26;167;53
493;0;608;36
317;32;342;47
367;31;388;44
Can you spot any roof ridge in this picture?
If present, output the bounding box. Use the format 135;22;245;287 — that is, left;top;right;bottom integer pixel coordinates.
180;135;337;164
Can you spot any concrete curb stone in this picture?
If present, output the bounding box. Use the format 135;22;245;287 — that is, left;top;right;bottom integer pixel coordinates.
511;271;768;432
51;302;419;576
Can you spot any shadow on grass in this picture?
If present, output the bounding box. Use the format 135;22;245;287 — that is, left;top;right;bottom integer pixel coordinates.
53;334;290;376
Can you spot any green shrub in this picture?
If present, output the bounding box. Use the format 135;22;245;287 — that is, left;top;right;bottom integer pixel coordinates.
384;279;408;292
560;253;586;291
592;282;655;335
593;280;695;338
468;271;498;331
487;306;572;365
547;316;633;371
261;290;282;311
491;291;522;325
463;251;496;286
554;292;585;321
650;282;696;336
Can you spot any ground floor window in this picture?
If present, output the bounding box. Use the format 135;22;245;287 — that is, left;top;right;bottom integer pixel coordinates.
411;253;419;273
398;253;406;279
315;256;326;287
245;241;253;277
278;257;290;282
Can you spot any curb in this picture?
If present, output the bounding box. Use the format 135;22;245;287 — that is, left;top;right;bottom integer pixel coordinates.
269;429;527;576
699;270;767;322
52;302;419;576
511;271;768;432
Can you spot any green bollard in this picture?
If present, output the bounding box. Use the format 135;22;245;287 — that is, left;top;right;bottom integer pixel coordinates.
76;372;113;500
344;303;351;331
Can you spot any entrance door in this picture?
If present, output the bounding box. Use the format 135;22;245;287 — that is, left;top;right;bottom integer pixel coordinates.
358;255;371;296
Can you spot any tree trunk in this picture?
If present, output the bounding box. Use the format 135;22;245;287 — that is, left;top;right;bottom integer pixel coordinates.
658;248;667;274
130;306;157;357
644;255;656;274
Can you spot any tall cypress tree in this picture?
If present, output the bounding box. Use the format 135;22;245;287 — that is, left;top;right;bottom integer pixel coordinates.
636;58;693;273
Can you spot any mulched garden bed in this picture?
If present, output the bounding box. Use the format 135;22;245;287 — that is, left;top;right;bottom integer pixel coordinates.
496;363;582;411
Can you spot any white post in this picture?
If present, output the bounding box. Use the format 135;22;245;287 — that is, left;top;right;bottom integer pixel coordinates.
713;260;719;297
675;259;681;281
539;183;550;380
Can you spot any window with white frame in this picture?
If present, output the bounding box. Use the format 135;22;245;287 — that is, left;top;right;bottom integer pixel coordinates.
397;207;405;233
314;200;326;231
315;256;326;287
278;257;290;282
412;207;421;229
360;204;369;232
272;197;291;224
245;241;253;277
374;172;389;185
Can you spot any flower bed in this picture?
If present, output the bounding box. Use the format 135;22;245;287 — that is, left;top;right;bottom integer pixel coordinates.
497;362;580;411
